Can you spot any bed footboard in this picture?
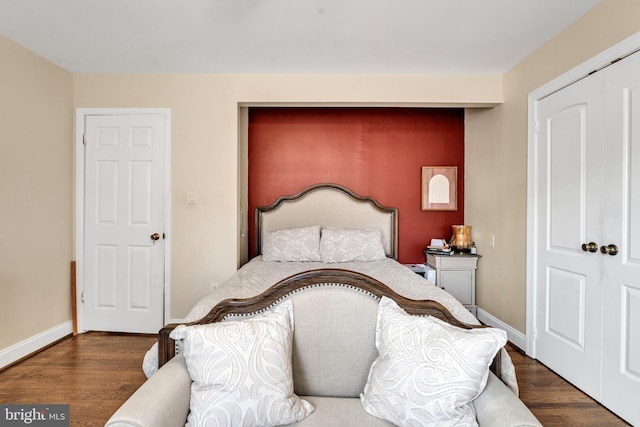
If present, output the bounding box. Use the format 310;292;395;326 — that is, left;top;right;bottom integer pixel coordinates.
158;268;501;377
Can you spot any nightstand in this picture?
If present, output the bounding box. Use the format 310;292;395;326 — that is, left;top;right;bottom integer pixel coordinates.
404;263;425;276
425;253;479;316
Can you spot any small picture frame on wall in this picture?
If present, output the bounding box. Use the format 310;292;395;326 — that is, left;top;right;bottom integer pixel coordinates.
421;166;457;211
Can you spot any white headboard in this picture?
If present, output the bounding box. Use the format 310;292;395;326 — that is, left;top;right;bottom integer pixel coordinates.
255;183;398;259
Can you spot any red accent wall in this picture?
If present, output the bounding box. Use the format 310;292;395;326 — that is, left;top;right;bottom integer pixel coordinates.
248;107;464;263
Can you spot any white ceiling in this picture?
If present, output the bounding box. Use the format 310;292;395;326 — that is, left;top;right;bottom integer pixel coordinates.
0;0;602;74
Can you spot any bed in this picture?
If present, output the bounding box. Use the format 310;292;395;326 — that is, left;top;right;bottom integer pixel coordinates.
141;183;518;393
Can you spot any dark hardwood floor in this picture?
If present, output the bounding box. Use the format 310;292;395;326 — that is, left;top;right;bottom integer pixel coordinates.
0;332;157;426
505;345;629;426
0;332;630;426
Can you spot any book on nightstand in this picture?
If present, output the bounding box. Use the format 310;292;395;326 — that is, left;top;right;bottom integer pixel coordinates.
425;246;454;256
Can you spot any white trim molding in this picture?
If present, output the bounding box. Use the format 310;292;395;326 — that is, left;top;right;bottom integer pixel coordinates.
476;308;526;351
0;321;73;370
526;31;640;359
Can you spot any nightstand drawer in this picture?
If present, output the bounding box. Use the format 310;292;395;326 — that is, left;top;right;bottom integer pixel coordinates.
426;253;478;270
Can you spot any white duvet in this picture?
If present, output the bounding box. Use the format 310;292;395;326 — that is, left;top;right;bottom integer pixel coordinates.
142;256;518;394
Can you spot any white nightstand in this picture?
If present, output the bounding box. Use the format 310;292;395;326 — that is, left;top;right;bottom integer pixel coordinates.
425;253;480;317
404;263;425;275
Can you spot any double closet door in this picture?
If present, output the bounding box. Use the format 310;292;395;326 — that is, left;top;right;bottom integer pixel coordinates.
534;50;640;425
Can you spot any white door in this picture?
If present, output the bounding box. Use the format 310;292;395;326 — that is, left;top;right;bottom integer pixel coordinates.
534;50;640;425
600;51;640;424
534;73;605;398
83;114;167;333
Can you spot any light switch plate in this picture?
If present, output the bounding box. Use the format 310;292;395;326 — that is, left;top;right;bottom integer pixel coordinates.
187;190;197;205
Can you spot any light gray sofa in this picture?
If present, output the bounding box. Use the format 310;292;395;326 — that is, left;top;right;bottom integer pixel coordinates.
106;270;542;427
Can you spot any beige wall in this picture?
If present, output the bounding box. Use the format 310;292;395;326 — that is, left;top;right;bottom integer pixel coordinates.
0;36;73;349
74;74;502;319
466;0;640;333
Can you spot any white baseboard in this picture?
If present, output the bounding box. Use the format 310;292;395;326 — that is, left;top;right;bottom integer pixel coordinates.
476;307;526;351
0;321;73;370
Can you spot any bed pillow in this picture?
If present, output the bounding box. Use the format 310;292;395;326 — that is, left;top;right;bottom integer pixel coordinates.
320;227;386;263
262;225;322;262
170;300;314;426
360;297;507;427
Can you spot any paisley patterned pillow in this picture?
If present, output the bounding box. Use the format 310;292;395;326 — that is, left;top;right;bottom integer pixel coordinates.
320;227;386;263
170;300;314;427
360;297;507;427
263;225;322;262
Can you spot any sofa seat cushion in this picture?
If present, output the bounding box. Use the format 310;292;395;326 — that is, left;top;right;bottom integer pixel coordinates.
285;396;394;427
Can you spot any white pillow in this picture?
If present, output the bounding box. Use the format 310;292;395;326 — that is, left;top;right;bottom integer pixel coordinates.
360;297;507;427
320;227;386;263
262;225;322;262
170;300;314;427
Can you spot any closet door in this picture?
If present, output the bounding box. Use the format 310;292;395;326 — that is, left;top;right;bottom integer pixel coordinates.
534;72;604;398
600;51;640;424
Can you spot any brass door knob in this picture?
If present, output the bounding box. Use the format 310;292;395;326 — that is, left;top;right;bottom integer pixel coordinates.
581;242;598;253
600;244;618;256
150;233;161;241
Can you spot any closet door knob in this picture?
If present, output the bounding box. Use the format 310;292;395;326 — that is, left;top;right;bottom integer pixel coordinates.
600;244;618;256
581;242;598;252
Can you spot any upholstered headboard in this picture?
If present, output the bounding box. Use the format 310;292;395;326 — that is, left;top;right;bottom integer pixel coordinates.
255;183;398;259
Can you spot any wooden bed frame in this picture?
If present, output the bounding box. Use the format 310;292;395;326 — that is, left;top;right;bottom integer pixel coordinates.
158;268;501;377
255;183;398;259
157;183;500;377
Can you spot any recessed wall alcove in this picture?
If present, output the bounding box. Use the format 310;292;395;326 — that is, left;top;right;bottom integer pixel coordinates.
239;106;465;264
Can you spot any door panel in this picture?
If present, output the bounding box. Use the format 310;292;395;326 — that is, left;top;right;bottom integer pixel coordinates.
83;114;166;334
130;161;153;224
622;286;640;376
129;245;151;309
535;73;604;398
97;161;118;223
630;82;640;262
548;105;589;253
600;51;640;425
546;267;586;349
96;245;117;307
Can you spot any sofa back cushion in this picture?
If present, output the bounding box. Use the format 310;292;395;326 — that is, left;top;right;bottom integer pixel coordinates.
287;285;379;397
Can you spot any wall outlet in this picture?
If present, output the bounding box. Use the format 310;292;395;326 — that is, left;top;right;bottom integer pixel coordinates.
489;234;496;248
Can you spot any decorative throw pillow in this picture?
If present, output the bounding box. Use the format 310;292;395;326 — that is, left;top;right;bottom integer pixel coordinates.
360;297;507;427
320;227;386;263
262;225;322;262
170;300;314;427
